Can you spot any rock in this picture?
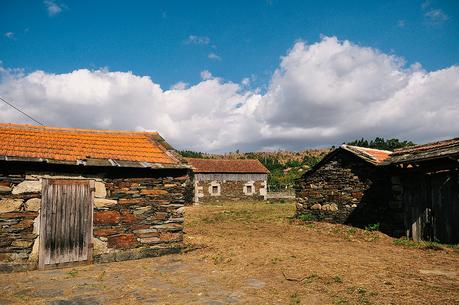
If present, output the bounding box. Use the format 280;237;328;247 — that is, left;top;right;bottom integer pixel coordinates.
94;227;123;237
133;228;158;234
120;211;137;224
310;204;321;210
0;198;23;213
295;202;303;209
12;181;41;194
0;186;12;193
94;181;107;198
33;214;40;234
94;198;117;208
351;204;357;208
107;234;138;249
140;189;168;195
133;206;150;215
28;237;39;262
94;211;121;225
25;198;41;211
11;239;33;248
321;204;330;211
93;238;109;255
139;237;161;243
329;203;339;211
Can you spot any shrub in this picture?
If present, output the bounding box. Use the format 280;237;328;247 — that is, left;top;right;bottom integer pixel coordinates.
298;213;315;222
365;223;380;231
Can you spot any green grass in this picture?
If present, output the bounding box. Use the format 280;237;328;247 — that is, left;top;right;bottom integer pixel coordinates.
393;237;459;250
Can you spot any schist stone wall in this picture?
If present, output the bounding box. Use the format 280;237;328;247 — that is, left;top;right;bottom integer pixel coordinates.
0;163;190;272
295;152;403;235
194;173;267;203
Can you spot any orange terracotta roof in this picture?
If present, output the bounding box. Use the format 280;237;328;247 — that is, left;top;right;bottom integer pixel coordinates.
185;158;269;174
341;145;392;165
0;123;180;165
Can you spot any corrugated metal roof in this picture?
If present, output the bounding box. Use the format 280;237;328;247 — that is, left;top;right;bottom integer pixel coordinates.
0;123;187;169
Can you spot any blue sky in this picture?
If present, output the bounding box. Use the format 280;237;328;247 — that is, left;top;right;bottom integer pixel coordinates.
1;0;458;89
1;1;459;152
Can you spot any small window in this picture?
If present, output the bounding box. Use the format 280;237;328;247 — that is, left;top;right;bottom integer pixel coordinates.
246;185;253;194
212;185;219;194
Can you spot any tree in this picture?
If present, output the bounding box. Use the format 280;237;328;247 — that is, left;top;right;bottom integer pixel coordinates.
347;137;415;150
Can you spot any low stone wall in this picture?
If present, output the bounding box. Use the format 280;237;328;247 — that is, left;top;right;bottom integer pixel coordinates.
195;180;266;203
0;165;189;272
295;152;402;235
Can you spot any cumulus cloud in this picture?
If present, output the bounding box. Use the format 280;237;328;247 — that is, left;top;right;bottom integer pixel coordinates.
44;0;66;16
208;53;221;61
1;36;459;152
4;32;14;39
185;35;210;45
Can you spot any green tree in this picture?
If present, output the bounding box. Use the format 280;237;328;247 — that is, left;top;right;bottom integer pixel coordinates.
347;137;415;150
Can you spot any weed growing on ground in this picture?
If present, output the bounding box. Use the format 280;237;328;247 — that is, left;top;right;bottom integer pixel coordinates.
393;237;447;250
365;223;380;231
67;269;79;278
298;213;315;222
290;292;301;304
332;275;343;283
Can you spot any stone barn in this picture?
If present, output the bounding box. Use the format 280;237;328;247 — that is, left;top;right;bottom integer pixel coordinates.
386;138;459;244
295;145;400;234
185;158;269;203
0;123;191;272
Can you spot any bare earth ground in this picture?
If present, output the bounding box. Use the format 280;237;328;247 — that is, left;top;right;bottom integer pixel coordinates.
0;202;458;305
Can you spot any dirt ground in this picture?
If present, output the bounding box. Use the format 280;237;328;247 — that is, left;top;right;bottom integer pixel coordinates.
0;202;458;305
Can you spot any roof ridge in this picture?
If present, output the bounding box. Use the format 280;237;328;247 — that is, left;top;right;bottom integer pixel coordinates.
393;137;459;154
342;144;392;154
0;123;159;135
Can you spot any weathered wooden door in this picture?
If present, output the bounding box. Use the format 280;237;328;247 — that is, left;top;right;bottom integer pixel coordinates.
39;179;94;270
431;172;459;243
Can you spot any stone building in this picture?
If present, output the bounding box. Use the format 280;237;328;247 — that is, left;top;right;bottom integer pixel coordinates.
295;145;400;234
385;138;459;243
185;158;269;203
0;123;191;272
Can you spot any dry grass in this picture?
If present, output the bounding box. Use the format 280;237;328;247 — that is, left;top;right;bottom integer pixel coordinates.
1;202;458;304
183;202;459;305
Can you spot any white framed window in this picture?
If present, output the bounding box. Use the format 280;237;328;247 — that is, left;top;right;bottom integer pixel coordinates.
208;181;221;196
244;181;255;195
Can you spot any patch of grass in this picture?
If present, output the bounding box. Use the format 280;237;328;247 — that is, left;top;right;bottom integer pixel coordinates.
67;269;79;278
347;227;357;235
365;223;380;231
297;213;315;222
332;275;343;283
290;292;301;305
393;237;445;250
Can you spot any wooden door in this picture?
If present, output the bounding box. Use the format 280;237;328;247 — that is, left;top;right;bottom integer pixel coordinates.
431;172;459;243
39;179;94;270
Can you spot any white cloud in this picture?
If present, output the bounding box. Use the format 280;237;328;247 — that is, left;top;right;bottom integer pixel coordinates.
424;9;448;24
170;81;188;90
397;20;406;28
44;0;65;16
1;36;459;152
208;53;221;61
185;35;210;45
4;32;14;39
200;70;212;80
